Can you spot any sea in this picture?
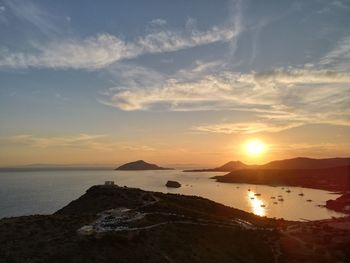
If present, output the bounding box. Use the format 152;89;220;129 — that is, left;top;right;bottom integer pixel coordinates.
0;169;346;221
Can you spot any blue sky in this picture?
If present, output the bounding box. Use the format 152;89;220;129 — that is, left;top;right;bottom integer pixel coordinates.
0;0;350;166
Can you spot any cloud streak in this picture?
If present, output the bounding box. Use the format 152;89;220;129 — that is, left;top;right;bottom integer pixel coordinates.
2;133;108;149
0;19;240;70
1;133;159;153
193;121;303;135
3;0;62;36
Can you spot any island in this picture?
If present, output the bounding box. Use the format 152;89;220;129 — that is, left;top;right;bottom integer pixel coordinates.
0;184;349;262
115;160;174;170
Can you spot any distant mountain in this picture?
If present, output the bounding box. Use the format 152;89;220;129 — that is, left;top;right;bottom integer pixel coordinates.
115;160;174;171
184;157;350;172
184;161;248;172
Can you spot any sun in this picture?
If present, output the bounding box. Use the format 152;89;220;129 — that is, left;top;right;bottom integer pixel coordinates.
245;139;265;156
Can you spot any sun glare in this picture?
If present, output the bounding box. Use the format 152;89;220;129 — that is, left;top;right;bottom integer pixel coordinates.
245;139;265;156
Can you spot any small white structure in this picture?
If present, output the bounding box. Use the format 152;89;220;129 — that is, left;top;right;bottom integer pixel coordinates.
104;181;115;186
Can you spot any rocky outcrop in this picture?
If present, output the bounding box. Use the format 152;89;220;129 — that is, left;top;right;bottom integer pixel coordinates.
165;180;181;188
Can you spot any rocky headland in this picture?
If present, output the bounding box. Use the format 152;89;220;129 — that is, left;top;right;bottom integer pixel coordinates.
0;184;349;262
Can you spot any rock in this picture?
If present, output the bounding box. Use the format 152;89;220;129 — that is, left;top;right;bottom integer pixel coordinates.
165;180;181;188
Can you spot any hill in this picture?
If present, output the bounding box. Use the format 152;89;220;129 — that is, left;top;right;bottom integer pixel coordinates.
1;184;349;262
0;184;280;263
115;160;173;170
184;161;248;172
185;157;350;172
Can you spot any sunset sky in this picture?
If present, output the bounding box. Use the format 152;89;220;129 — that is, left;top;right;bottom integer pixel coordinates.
0;0;349;167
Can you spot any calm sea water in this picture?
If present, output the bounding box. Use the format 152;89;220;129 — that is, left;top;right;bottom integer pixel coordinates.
0;169;346;221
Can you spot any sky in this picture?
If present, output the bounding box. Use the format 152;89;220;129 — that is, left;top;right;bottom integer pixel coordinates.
0;0;350;167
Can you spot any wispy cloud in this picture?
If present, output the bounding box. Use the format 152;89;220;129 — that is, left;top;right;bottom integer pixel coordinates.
101;63;350;132
3;0;62;36
103;66;350;109
320;35;350;70
0;18;241;70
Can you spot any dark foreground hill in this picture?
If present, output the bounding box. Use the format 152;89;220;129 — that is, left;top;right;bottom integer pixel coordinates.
115;160;174;170
185;157;350;172
0;185;349;263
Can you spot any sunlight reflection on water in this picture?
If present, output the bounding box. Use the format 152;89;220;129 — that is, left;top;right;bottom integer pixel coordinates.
248;191;266;217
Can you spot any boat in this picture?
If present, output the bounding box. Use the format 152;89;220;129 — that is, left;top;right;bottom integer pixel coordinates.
307;199;312;202
278;198;284;202
273;202;278;204
250;197;255;200
254;186;261;196
298;188;304;196
271;196;276;199
286;189;291;193
260;204;266;207
248;189;251;191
